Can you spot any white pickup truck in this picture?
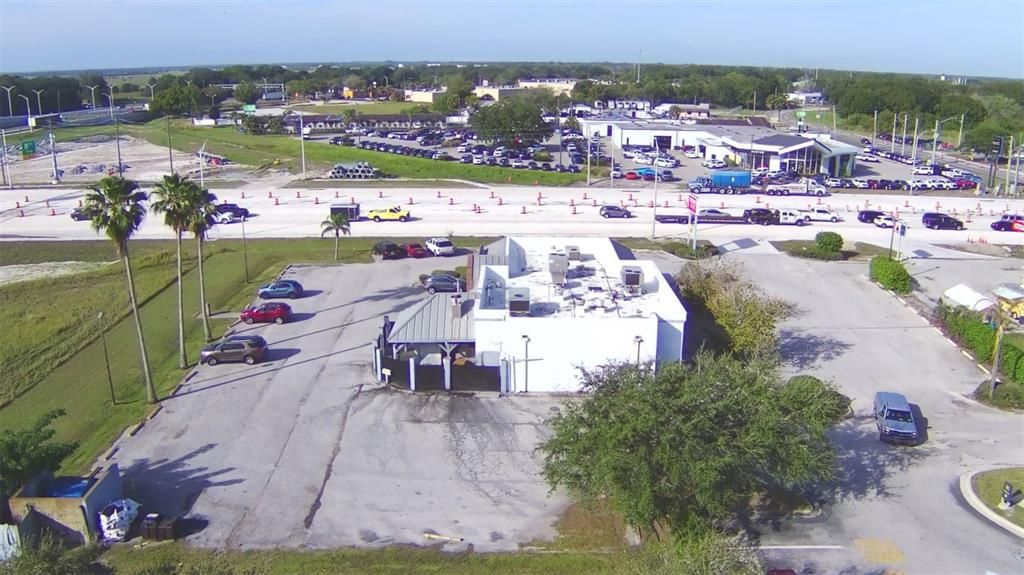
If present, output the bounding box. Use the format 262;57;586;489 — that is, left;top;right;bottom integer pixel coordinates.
799;208;841;222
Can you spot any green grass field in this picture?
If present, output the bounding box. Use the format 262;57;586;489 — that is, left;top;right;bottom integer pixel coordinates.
0;237;494;473
290;101;419;115
974;467;1024;529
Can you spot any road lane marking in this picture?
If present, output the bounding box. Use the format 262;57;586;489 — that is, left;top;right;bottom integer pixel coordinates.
760;544;846;550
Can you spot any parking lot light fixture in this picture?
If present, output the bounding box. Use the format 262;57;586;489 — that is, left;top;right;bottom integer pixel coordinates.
634;335;644;364
1;85;15;117
933;116;960;165
522;335;530;393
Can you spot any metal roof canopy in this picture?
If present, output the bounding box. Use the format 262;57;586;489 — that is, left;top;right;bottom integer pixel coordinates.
387;293;476;344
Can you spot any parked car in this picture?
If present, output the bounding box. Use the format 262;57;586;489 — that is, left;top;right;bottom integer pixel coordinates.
611;167;624;178
874;391;919;445
402;243;428;258
599;205;632;218
743;207;774;222
856;154;880;163
241;302;292;325
873;215;896;228
856;210;884;223
701;159;727;169
258;280;303;299
200;338;268;366
624;171;640;180
425;237;455;256
372;240;405;259
922;213;964;230
684;149;700;159
69;207;90;221
423;274;465;294
990;214;1024;232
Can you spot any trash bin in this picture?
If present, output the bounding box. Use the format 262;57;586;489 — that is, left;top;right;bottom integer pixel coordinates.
157;516;178;541
140;513;161;540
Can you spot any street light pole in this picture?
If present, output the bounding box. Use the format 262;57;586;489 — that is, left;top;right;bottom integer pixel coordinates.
634;335;643;365
18;94;31;127
48;122;59;183
957;113;965;149
198;140;207;189
166;115;175;173
85;85;98;110
651;140;659;239
521;335;530;393
241;214;250;283
105;89;114;119
911;117;920;164
900;113;908;156
146;83;157;99
1;129;10;188
97;311;116;405
872;109;877;146
0;86;14;116
31;89;44;115
114;116;123;176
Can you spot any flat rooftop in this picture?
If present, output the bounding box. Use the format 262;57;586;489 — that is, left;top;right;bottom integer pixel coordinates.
477;237;685;321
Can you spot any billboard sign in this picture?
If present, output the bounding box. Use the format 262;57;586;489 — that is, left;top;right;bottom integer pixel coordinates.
687;194;698;214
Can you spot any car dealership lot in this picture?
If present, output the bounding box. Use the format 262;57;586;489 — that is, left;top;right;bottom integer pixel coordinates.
106;260;569;551
729;253;1023;575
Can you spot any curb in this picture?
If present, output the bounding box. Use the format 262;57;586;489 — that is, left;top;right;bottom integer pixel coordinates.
959;469;1024;539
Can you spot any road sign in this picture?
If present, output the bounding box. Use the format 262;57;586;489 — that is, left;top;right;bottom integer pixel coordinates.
20;140;35;156
899;222;907;237
242;104;257;113
795;110;806;118
687;194;698;214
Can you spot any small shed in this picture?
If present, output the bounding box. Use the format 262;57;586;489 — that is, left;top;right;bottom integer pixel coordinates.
8;464;123;545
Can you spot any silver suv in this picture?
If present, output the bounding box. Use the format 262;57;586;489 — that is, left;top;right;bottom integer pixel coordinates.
873;392;919;445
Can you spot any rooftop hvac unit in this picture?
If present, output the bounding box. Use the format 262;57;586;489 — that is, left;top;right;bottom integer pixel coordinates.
508;288;531;317
566;246;581;261
621;267;643;287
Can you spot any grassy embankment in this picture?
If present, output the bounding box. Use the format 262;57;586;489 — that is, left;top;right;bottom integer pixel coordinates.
0;237;492;473
973;467;1024;529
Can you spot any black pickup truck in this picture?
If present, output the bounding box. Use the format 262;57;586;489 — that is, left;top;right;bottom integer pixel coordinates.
655;210;748;225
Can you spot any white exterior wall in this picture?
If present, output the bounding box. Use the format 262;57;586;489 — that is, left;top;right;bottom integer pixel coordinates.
476;316;661;393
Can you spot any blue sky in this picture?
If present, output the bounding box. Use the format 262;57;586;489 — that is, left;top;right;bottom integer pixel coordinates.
1;0;1021;77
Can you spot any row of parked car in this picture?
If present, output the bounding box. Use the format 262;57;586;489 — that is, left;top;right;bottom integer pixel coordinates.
612;167;676;181
825;177;975;191
372;237;456;259
356;140;453;161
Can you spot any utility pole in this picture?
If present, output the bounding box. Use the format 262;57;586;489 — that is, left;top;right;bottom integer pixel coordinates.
1006;135;1014;194
911;117;920;164
931;119;940;166
752;90;757;115
0;129;9;187
832;104;837;134
114;116;123;176
651;139;659;239
636;49;641;84
198;140;208;189
299;113;307;179
166;116;175;173
891;114;897;153
957;113;965;149
901;113;908;156
873;110;878;146
48;122;59;183
586;138;591;186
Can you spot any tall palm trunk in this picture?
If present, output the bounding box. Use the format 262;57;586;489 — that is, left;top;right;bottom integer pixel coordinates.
123;250;157;404
197;234;212;342
334;234;340;260
175;233;187;369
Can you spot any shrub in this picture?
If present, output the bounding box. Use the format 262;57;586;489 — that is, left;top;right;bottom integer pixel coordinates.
815;231;843;253
869;256;911;293
673;244;717;260
796;246;843;261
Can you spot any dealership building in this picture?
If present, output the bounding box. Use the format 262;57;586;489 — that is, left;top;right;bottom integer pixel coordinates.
377;237;687;394
580;117;861;176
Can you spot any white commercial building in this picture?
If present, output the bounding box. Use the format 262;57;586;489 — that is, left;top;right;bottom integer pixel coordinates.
380;237;687;393
579;117;861;176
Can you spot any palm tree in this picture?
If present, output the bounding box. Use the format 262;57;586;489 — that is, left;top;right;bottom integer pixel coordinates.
149;174;194;370
188;184;219;342
321;212;351;260
84;176;157;404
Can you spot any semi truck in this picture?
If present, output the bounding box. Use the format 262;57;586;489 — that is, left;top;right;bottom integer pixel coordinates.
688;170;752;194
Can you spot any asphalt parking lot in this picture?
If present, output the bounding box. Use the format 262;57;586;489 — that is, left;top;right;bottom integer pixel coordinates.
727;253;1023;575
107;258;569;551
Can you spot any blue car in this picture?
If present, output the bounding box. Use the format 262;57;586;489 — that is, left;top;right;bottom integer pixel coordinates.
635;167;656;176
258;280;303;299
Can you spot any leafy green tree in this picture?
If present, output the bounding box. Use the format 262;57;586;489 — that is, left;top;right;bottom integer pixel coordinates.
151;84;202;116
540;353;842;537
443;75;474;106
320;213;351;261
766;93;790;122
150;174;198;369
233;81;261;105
343;74;366;91
0;411;76;522
188;186;220;342
563;115;581;132
84;177;157;403
0;534;103;575
625;532;764;575
469;98;554;145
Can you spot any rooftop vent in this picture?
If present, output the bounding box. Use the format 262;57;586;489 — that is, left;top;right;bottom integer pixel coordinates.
566;245;581;261
621;266;643;287
549;252;569;285
508;288;531;317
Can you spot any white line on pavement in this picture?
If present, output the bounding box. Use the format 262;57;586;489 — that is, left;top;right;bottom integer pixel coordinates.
760;545;846;550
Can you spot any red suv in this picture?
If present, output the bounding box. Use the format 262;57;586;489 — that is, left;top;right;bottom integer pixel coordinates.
240;302;292;325
403;243;428;258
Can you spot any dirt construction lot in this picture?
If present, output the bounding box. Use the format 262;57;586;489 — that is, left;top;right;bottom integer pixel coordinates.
106;259;569;552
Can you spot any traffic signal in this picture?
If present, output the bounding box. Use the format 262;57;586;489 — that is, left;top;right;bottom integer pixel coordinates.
991;136;1004;157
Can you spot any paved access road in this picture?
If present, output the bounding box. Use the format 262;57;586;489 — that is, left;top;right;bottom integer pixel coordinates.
106;260;569;551
730;253;1024;575
2;184;1023;253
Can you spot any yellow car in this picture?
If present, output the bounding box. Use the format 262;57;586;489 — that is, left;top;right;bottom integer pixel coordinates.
367;206;410;222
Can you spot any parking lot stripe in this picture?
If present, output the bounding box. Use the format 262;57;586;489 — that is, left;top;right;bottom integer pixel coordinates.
977;364;991;374
759;545;846;550
946;337;958;347
961;350;975;360
932;327;945;336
